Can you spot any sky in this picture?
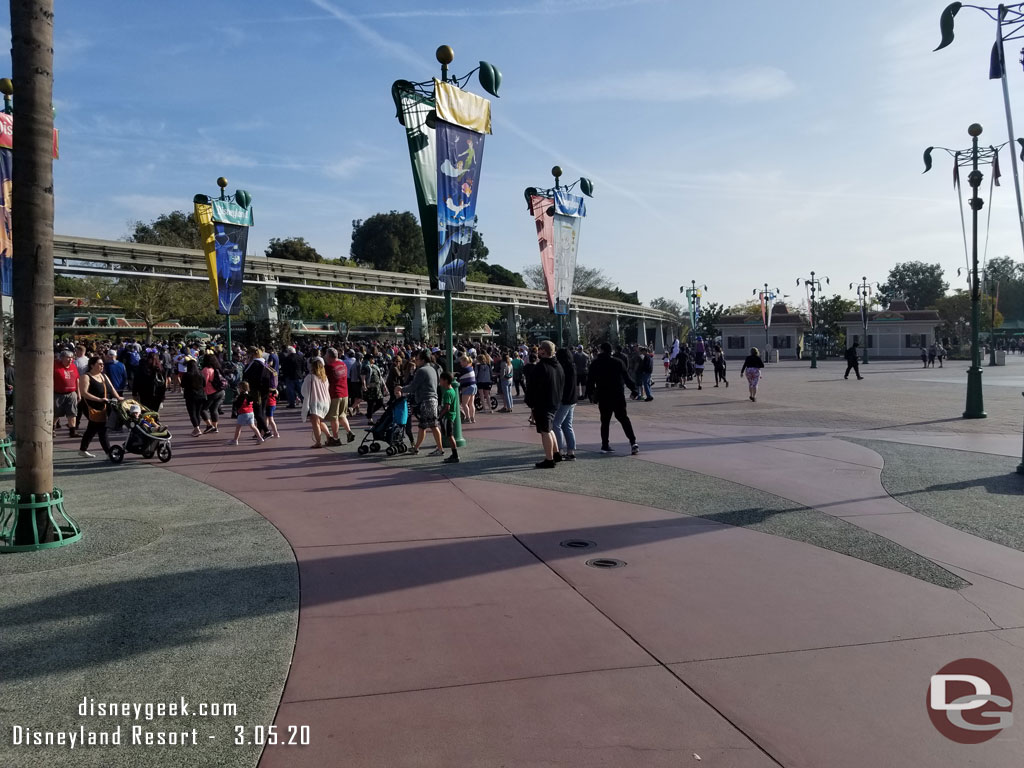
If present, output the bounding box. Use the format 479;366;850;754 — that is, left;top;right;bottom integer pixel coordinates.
6;0;1024;309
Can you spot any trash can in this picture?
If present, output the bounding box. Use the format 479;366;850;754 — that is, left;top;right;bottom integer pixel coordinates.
995;350;1006;366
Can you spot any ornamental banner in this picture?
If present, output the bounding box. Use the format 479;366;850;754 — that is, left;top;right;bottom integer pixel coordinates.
529;194;555;310
554;189;586;217
0;149;10;297
0;113;59;158
436;119;486;292
194;193;253;315
552;213;580;315
435;80;492;134
392;83;439;287
761;290;776;329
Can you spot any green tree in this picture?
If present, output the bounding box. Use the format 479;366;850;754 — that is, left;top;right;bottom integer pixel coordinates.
878;261;948;309
814;294;857;347
985;256;1024;323
726;299;762;316
523;263;639;303
296;292;401;339
934;290;1002;337
350;211;426;274
266;236;322;263
471;262;527;288
696;302;725;340
126;210;202;249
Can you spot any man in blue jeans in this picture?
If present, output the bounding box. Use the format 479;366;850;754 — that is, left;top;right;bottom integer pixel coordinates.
639;347;654;401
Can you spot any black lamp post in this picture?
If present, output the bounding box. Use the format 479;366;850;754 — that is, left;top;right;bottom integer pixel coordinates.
849;276;879;364
752;284;780;361
796;271;829;368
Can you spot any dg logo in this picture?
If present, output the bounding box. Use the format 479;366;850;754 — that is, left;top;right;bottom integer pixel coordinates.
927;658;1013;744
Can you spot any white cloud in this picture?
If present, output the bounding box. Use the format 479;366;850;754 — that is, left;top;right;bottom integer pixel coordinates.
525;66;796;104
323;156;369;180
110;194;188;220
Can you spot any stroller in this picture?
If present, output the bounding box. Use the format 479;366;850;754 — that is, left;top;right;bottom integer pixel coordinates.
109;398;173;464
357;396;409;457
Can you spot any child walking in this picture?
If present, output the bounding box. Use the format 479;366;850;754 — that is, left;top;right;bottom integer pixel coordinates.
266;387;280;438
438;372;461;464
229;382;265;445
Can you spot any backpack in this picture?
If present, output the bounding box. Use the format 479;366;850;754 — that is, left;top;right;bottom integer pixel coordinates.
129;350;141;367
212;368;227;392
367;364;384;394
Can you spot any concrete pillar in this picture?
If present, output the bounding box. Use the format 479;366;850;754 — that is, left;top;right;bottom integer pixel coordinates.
411;294;429;341
654;321;665;354
611;312;620;344
504;300;519;346
568;310;580;346
255;285;278;324
636;317;646;347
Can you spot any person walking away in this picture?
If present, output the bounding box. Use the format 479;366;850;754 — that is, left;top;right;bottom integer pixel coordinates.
104;349;127;395
740;347;765;402
345;350;363;417
323;348;355;445
573;345;590;401
301;357;331;448
712;344;728;387
928;343;937;368
280;346;301;408
639;347;654;401
77;356;123;458
936;342;945;367
844;342;864;380
181;358;208;436
242;347;273;438
511;351;525;397
475;353;493;414
920;346;928;368
693;338;706;390
458;354;477;423
266;387;280;438
132;352;167;413
362;354;386;422
53;350;79;437
199;354;227;434
437;372;461;464
588;342;640;455
552;347;577;461
525;340;564;469
229;382;265;445
409;349;445;456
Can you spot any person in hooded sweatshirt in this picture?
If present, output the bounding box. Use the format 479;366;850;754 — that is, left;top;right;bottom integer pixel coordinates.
524;340;564;469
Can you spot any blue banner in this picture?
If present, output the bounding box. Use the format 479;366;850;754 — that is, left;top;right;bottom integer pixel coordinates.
0;149;11;297
437;119;486;292
554;189;586;218
213;223;247;315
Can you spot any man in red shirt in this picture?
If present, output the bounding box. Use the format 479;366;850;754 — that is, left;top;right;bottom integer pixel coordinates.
324;347;355;446
53;349;80;437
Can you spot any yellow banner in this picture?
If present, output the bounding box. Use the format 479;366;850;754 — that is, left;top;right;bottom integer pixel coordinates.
434;80;491;134
194;201;219;306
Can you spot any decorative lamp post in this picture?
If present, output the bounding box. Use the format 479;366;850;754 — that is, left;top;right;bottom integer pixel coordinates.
523;166;593;347
849;276;880;364
923;125;998;418
796;271;829;368
392;46;501;448
680;280;707;341
752;284;781;361
934;2;1024;258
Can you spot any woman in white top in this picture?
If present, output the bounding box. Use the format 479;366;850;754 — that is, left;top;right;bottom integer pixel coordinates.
301;357;332;448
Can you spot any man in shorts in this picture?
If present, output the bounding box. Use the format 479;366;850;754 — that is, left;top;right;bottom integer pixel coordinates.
409;349;444;456
53;350;80;437
324;348;355;445
525;340;564;469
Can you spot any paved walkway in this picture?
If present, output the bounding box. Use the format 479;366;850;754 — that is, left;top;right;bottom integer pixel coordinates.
145;357;1024;767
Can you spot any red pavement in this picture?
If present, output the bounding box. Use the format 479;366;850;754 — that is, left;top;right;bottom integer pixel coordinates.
149;395;1024;767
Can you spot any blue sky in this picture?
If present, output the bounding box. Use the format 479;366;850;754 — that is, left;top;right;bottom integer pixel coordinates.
6;0;1024;308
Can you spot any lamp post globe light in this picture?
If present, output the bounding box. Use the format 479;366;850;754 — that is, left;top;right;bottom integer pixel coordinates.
392;46;501;449
922;125;1003;418
849;276;880;364
796;271;829;368
523;167;594;347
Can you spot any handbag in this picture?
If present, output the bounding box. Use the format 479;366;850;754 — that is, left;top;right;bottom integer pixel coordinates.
85;376;111;423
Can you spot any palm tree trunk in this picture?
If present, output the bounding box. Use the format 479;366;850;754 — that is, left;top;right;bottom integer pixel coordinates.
11;0;56;541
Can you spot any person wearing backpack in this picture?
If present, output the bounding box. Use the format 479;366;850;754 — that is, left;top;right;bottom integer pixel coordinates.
199;353;227;433
361;355;385;421
132;351;167;412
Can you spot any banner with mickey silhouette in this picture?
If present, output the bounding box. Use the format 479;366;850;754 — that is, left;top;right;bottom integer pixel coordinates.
194;190;253;315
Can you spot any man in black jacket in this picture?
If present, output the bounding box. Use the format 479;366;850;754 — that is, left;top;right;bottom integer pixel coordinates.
588;342;640;454
525;340;564;469
844;342;863;380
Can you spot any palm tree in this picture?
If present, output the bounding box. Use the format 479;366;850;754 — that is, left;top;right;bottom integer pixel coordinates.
11;0;57;542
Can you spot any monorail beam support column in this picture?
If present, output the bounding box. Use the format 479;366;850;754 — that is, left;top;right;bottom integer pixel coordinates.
411;292;429;342
654;320;665;354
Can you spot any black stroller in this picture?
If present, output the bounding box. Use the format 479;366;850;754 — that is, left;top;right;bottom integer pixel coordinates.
357;396;410;456
109;399;172;463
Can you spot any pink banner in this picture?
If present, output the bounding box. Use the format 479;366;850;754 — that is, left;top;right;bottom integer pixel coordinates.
0;113;59;158
530;194;555;310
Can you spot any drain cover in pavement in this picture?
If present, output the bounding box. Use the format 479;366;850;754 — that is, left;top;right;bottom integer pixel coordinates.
585;557;627;569
560;539;596;549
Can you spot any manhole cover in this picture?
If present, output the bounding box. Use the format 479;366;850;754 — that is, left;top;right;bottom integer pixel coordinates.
585;557;627;569
560;539;596;549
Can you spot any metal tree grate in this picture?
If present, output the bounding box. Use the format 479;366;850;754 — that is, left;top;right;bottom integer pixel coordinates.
0;488;81;552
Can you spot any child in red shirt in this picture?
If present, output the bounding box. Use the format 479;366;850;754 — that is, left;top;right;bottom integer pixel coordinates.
229;382;265;445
